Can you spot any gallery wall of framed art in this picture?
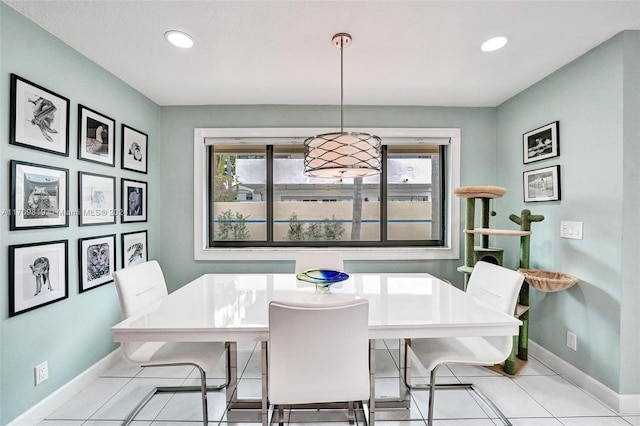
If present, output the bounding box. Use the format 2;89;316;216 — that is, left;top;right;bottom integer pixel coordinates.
6;71;154;320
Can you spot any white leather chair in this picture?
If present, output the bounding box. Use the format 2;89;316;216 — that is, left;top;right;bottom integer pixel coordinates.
268;299;370;424
406;261;524;426
294;251;344;273
113;260;227;425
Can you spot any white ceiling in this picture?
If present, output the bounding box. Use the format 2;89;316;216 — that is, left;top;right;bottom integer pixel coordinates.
5;1;640;107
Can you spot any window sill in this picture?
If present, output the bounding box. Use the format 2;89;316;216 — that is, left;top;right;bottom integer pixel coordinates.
194;245;459;261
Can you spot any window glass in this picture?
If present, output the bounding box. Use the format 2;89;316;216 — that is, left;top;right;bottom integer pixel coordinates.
273;146;380;242
387;145;442;241
210;145;266;242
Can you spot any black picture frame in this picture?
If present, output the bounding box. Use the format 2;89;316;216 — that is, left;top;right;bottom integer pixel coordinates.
9;74;70;156
121;230;148;268
10;160;69;230
523;165;561;202
523;121;559;164
121;178;147;223
9;239;69;317
121;124;148;173
78;104;116;166
78;172;117;226
79;234;116;293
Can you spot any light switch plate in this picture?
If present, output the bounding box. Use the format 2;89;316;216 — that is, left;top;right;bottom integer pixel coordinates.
560;221;583;239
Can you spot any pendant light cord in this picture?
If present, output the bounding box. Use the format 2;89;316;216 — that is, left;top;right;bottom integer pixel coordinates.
340;38;344;133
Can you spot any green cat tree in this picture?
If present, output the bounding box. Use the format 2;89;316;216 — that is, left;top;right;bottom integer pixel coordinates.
454;186;544;375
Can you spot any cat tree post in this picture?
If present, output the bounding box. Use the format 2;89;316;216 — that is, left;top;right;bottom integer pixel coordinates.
509;209;544;361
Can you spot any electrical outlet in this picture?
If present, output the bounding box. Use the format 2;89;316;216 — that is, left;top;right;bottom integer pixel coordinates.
566;330;577;351
35;361;48;385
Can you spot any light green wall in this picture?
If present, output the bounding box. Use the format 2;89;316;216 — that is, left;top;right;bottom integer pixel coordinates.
157;105;497;290
2;2;638;423
0;4;160;424
496;31;639;394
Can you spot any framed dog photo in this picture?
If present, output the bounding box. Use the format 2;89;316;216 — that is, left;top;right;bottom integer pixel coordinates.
79;234;116;293
523;165;561;202
121;178;147;223
9;74;70;156
523;121;559;164
10;160;69;230
121;124;148;173
9;240;68;317
78;172;116;226
78;104;116;166
121;230;148;268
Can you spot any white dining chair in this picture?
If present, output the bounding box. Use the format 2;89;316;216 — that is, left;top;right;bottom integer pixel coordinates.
267;299;370;424
294;251;344;273
406;261;524;426
113;260;227;426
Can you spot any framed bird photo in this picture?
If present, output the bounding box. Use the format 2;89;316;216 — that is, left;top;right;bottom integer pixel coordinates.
79;234;115;293
78;104;116;166
121;230;147;268
121;124;148;173
9;74;70;156
121;178;147;223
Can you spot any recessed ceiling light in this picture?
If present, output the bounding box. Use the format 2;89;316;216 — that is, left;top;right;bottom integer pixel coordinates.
164;30;194;49
481;36;508;52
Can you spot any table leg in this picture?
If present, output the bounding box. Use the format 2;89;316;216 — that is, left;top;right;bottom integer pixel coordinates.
261;340;269;426
369;339;376;426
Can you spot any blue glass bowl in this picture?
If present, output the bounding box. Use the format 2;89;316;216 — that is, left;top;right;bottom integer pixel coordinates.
296;268;349;286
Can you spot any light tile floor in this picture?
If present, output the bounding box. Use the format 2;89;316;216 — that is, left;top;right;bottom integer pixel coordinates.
36;340;640;426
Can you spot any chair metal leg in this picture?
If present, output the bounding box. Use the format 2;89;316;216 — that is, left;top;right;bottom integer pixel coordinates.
195;365;209;425
427;367;437;426
121;347;229;426
405;359;512;426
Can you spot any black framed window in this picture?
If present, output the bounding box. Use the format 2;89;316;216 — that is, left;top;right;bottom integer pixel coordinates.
207;141;445;248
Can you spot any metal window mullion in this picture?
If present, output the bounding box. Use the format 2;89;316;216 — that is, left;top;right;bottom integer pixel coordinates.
380;145;388;242
266;145;274;242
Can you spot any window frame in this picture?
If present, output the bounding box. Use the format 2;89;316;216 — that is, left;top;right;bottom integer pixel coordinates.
194;127;460;261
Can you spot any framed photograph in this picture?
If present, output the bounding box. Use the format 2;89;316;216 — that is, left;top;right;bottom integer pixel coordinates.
79;234;116;293
78;104;116;166
9;74;70;156
524;165;561;202
122;230;148;268
9;240;68;317
79;172;116;226
10;160;69;230
121;179;147;223
121;124;148;173
523;121;559;164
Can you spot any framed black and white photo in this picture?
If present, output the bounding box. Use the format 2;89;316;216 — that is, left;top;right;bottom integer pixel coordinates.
121;230;148;268
524;165;561;202
9;74;70;156
79;234;116;293
121;179;147;223
9;240;68;317
79;172;116;226
121;124;148;173
78;105;116;166
523;121;559;164
10;160;69;230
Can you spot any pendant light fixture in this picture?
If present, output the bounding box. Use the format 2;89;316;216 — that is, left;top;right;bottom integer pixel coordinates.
303;33;382;178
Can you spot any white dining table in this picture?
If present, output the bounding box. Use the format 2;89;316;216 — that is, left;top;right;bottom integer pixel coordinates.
111;272;521;425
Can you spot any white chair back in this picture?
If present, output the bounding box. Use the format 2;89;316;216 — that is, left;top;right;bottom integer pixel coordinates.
268;299;370;405
466;261;524;315
113;260;168;319
294;251;344;273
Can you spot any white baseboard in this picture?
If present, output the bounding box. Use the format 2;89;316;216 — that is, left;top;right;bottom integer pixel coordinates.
8;349;123;426
529;340;640;415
